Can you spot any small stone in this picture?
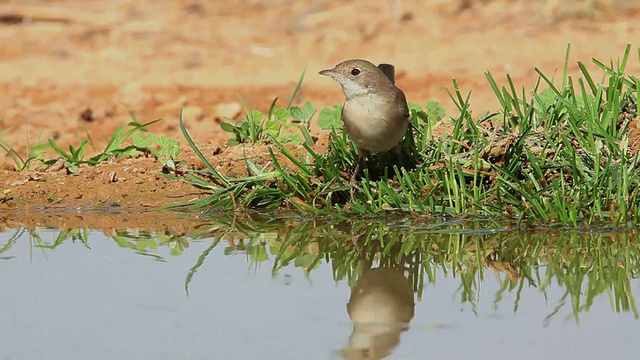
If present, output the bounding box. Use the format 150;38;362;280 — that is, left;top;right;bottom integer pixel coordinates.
102;171;117;184
9;179;28;187
114;82;151;110
194;159;206;170
214;102;242;120
47;158;66;173
3;162;16;171
103;104;118;117
155;95;187;112
80;107;94;122
181;106;204;121
153;92;173;103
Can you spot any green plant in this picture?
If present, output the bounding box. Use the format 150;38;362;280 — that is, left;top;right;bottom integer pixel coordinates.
220;70;314;146
22;115;163;173
132;133;182;168
1;113;171;173
0;189;11;203
171;45;640;226
0;128;45;171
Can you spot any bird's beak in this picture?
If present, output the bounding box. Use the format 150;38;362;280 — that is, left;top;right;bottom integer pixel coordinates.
318;68;337;77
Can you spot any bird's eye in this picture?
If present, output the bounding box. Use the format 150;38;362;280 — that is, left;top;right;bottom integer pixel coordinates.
350;68;361;76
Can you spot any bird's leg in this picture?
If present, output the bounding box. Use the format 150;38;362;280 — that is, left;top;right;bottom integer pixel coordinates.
350;148;366;201
394;144;403;169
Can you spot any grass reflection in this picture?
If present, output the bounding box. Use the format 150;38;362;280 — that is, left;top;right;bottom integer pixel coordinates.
190;215;640;323
3;216;639;322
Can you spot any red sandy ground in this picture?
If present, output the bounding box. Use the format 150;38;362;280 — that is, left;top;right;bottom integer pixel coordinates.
1;0;640;231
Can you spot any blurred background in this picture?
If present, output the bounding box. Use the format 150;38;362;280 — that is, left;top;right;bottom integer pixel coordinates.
0;0;639;155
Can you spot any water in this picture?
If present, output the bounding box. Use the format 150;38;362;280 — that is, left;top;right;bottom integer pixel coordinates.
1;220;639;360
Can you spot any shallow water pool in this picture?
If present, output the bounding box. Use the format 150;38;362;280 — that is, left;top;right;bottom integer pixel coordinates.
1;222;638;360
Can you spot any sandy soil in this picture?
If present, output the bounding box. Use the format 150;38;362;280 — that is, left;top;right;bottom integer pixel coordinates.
1;0;639;231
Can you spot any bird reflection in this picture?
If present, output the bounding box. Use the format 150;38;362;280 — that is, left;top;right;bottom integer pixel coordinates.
340;239;415;360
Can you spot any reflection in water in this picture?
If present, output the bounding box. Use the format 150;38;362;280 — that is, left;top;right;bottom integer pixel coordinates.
3;216;639;326
340;227;416;360
342;266;415;360
2;215;640;360
3;216;640;323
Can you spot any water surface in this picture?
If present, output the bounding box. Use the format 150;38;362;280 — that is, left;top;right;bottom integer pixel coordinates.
1;220;638;360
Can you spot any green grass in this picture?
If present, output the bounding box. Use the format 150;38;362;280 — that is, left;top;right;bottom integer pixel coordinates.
219;70;314;146
2;45;639;226
0;113;172;174
0;127;45;171
171;44;640;226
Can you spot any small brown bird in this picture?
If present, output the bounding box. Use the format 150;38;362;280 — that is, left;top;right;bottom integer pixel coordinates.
319;59;410;198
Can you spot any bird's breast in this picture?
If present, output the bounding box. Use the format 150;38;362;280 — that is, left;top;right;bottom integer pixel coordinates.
342;96;408;153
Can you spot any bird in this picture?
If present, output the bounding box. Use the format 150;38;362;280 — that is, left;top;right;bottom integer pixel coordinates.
319;59;410;200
